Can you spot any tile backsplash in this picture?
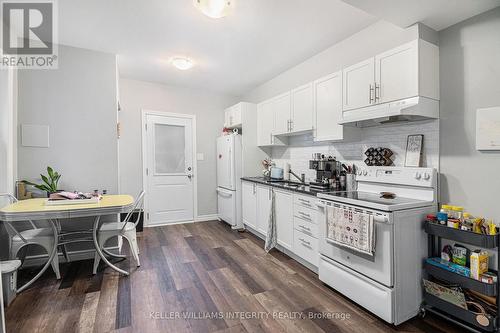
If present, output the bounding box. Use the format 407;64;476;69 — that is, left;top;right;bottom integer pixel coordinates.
271;120;439;182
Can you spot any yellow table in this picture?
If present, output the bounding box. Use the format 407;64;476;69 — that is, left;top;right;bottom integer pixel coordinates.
0;195;134;292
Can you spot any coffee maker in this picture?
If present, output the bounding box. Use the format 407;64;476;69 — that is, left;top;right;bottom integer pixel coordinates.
309;154;340;191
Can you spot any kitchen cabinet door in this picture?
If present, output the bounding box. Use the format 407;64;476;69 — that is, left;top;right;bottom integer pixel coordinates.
256;185;271;236
343;57;375;111
242;182;257;230
291;83;313;133
375;40;418;104
257;102;273;146
314;72;344;141
272;92;291;135
274;189;293;250
230;103;242;127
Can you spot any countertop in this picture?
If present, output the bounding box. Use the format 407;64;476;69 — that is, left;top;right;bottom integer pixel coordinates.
241;177;326;197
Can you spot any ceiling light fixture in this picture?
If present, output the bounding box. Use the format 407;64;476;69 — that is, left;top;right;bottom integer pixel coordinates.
193;0;232;19
171;57;194;70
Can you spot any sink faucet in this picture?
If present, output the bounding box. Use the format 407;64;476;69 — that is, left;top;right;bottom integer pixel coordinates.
289;168;306;184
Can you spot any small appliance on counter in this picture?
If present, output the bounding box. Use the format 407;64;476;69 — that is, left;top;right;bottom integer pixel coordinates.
308;154;357;192
269;167;284;180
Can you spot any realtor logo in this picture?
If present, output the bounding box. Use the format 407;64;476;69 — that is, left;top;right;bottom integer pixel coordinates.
1;0;58;68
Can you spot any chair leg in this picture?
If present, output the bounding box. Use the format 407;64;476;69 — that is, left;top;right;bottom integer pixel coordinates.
92;250;101;275
51;253;61;279
124;235;140;267
60;244;71;263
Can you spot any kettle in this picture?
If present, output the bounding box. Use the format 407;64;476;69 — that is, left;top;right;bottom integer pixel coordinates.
270;167;284;180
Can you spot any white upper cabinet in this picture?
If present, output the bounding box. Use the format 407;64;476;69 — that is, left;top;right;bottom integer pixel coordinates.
342;39;439;112
375;40;418;104
257;102;273;146
224;103;243;128
313;71;359;142
291;83;314;133
272;92;291;135
343;58;375;111
274;189;293;250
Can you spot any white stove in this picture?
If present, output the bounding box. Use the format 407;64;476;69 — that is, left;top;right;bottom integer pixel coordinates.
316;166;437;325
318;166;437;211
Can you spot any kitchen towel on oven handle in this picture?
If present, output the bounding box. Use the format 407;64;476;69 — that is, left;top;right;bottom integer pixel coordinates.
325;205;375;256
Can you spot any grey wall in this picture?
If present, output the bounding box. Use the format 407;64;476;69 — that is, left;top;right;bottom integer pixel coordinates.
18;45;119;194
9;44;119;257
439;7;500;221
118;78;239;216
243;20;421;103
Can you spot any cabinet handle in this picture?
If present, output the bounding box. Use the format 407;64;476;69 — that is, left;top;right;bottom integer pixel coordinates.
375;83;380;102
300;225;311;232
299;211;311;219
369;84;374;104
298;198;311;205
290;120;293;131
253;183;256;194
299;238;311;246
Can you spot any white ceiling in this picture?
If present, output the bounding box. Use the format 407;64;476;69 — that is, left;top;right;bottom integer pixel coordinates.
342;0;500;31
58;0;377;96
58;1;500;96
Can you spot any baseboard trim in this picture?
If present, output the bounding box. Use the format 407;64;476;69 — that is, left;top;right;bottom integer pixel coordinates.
195;214;218;222
21;246;120;268
144;214;218;228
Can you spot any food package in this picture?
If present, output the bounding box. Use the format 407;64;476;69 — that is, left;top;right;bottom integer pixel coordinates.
470;250;489;280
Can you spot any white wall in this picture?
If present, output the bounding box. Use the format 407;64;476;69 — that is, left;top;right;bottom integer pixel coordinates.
17;45;119;194
439;7;500;221
118;78;239;216
0;68;16;197
243;20;421;103
242;20;439;172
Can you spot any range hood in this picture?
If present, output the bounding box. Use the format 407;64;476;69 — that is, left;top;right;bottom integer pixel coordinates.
339;96;439;128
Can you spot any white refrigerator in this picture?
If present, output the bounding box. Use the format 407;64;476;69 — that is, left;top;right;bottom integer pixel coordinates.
216;133;243;229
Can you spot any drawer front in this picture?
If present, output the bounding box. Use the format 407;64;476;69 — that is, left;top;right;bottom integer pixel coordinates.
293;230;319;266
293;216;318;239
293;194;315;209
319;256;394;323
293;204;317;224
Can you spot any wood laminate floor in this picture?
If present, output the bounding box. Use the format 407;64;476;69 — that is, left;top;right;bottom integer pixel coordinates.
6;221;463;333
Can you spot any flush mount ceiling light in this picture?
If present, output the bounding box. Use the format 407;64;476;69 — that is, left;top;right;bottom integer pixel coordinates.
193;0;232;19
171;57;194;70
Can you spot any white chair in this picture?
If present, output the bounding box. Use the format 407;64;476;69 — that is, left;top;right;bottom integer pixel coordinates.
92;191;145;274
1;194;61;279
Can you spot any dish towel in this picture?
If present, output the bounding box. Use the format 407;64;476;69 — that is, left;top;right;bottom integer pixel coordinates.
264;189;277;252
326;205;375;256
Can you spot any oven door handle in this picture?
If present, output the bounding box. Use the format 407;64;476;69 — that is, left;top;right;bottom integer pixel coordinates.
316;200;390;224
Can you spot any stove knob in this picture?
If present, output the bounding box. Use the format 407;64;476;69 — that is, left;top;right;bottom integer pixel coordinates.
357;170;362;176
415;172;422;180
363;170;368;176
423;172;430;180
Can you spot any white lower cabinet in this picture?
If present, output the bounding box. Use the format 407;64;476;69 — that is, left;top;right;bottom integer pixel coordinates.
242;181;257;229
256;185;272;236
242;181;319;267
274;189;293;250
293;229;319;267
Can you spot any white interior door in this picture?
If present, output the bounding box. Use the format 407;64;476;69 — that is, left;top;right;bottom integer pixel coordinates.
144;113;195;226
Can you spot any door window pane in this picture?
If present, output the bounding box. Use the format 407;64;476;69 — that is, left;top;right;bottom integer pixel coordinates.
154;124;185;173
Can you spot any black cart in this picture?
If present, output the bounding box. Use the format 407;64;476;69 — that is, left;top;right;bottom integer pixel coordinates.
423;222;500;332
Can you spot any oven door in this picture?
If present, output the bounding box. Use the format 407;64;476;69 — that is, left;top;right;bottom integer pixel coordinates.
317;199;393;287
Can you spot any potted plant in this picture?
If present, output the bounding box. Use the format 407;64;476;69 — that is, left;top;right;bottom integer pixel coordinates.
23;166;62;197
